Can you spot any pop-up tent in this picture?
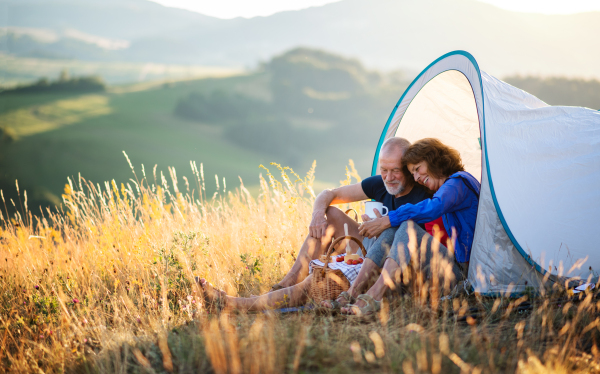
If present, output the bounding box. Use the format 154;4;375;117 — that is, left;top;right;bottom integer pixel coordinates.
373;51;600;295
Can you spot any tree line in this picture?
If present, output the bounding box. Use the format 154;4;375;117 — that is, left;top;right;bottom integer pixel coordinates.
1;70;106;95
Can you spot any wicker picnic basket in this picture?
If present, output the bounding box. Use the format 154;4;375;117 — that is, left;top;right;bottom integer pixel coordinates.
309;235;366;304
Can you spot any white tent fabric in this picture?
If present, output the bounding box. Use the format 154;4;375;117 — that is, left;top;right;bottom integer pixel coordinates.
373;51;600;295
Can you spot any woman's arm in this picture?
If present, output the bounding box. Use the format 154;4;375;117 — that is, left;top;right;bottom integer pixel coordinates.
388;179;471;227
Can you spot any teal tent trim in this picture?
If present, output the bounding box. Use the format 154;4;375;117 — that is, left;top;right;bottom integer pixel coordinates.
372;50;549;295
371;50;477;177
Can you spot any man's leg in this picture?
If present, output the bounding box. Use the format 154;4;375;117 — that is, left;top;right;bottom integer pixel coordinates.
273;206;362;289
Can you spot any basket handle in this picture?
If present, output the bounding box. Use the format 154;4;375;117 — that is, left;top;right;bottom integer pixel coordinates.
323;235;366;269
345;208;359;222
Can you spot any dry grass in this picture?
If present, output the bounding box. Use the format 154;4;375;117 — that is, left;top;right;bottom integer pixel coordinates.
1;158;599;373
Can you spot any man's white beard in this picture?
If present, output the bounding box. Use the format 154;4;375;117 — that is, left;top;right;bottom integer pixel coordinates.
384;181;404;196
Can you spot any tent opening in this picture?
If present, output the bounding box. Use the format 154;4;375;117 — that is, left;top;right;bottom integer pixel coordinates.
392;70;482;180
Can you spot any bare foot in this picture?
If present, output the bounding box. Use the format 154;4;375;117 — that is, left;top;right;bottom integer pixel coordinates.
321;291;355;309
341;296;369;315
196;277;227;309
269;284;285;293
341;299;365;315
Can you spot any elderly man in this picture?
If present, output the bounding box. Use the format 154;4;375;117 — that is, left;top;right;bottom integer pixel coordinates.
270;137;432;292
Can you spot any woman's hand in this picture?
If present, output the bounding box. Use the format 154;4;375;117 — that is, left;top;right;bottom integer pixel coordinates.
358;210;391;238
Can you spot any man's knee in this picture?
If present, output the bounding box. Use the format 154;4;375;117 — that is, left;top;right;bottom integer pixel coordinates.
326;206;361;231
378;227;398;243
398;221;410;232
325;206;345;223
381;227;398;234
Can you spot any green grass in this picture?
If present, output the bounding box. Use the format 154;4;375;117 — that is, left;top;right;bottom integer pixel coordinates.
0;73;343;212
0;94;112;137
0;91;86;115
1;76;258;200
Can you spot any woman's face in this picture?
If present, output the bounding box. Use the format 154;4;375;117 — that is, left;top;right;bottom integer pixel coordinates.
407;161;445;191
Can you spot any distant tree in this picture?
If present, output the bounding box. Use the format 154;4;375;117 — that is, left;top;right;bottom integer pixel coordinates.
173;47;408;159
0;75;106;94
265;47;387;118
224;117;321;166
505;76;600;110
59;69;70;82
36;77;50;87
174;90;271;123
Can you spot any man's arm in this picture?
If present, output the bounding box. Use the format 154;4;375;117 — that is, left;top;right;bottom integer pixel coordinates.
309;183;369;239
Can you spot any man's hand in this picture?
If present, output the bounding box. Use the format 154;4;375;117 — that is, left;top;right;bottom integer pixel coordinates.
358;209;391;238
309;212;328;239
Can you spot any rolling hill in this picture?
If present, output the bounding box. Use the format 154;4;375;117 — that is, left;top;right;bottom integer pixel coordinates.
0;75;279;216
1;0;599;77
0;48;409;216
0;46;599;218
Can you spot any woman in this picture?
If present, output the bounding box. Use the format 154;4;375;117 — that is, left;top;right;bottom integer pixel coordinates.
341;138;480;316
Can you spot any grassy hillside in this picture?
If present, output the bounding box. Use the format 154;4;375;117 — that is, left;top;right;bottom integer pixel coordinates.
0;48;407;216
0;74;280;215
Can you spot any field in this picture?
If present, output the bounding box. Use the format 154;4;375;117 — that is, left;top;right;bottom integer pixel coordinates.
0;74;266;196
0;72;356;216
1;163;600;373
0;49;393;215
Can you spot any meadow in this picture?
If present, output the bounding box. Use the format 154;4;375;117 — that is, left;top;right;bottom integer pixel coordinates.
1;160;599;373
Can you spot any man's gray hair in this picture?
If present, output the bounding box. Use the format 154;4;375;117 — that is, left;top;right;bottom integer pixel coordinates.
381;137;411;155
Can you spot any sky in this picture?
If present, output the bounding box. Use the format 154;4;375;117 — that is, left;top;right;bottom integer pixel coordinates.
149;0;600;19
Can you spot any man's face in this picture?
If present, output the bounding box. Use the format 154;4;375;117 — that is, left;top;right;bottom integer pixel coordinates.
378;147;406;196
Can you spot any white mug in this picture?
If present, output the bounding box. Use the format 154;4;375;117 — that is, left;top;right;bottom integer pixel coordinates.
364;201;388;219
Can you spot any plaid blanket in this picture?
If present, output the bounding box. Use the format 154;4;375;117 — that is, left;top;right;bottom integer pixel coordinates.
309;253;364;285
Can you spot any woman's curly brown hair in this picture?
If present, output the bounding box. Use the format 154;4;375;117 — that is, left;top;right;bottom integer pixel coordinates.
402;138;465;178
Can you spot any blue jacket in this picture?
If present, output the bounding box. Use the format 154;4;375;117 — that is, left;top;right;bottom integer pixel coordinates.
388;171;480;263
